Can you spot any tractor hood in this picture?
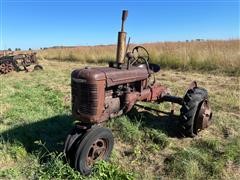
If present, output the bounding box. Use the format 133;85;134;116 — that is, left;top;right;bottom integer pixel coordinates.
71;66;149;87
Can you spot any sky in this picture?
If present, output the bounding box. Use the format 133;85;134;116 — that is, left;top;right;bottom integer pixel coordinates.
0;0;239;50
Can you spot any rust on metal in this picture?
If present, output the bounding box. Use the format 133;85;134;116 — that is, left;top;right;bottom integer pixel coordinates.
0;51;42;75
195;100;212;131
116;10;128;65
188;81;198;90
86;138;108;167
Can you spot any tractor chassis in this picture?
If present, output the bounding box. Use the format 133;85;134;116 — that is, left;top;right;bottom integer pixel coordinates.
64;81;212;175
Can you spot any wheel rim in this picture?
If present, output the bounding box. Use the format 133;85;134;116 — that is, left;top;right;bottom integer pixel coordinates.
0;62;14;74
7;62;14;72
195;100;212;132
0;64;6;73
86;138;108;167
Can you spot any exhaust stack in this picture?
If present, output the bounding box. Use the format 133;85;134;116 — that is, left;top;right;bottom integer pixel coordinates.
116;10;128;65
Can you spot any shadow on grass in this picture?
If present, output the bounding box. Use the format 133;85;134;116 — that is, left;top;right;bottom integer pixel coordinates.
127;107;180;137
1;114;74;153
1;109;181;154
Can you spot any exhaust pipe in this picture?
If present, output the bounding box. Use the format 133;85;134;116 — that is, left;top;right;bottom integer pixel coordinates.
116;10;128;66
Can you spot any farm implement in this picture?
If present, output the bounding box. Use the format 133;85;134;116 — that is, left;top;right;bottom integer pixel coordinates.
64;10;213;175
0;52;43;74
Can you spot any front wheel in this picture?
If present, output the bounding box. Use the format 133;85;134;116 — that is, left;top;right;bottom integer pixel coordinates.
64;125;85;167
74;126;114;175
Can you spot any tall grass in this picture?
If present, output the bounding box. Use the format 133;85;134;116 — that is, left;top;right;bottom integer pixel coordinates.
38;39;240;75
38;45;116;63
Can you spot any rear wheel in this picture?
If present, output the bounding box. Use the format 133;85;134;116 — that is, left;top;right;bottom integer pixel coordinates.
34;64;43;71
0;61;14;74
179;87;212;137
74;126;114;175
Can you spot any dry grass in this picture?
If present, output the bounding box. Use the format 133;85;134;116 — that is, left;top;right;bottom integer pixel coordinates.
37;45;116;63
37;39;240;75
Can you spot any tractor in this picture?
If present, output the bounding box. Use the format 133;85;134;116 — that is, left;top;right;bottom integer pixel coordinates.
64;10;212;175
0;52;43;74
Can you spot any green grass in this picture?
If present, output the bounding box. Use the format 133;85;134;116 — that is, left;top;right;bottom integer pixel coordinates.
165;137;240;179
0;60;239;179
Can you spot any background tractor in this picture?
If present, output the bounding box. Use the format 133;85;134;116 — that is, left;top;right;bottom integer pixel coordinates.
0;51;43;74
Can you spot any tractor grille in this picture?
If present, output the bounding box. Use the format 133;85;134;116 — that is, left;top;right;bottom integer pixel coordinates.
72;79;98;115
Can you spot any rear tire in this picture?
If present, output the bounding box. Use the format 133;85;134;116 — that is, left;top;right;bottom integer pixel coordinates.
74;126;114;175
34;64;43;71
179;87;208;137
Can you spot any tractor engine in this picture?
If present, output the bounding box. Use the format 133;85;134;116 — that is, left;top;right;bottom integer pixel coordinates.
71;65;169;124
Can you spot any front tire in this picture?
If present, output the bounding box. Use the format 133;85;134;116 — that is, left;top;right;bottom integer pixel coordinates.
64;125;85;167
74;126;114;175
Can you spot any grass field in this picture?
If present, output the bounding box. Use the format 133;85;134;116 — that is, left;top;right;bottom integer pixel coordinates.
0;56;239;179
38;40;240;76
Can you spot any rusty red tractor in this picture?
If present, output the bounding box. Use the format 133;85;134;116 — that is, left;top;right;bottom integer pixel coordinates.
0;52;43;74
64;10;212;175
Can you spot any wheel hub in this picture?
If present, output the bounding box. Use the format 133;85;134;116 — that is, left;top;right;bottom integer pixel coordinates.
195;100;212;132
0;62;14;74
87;138;107;167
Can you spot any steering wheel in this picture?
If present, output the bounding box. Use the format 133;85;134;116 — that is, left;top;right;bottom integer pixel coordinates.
130;46;150;66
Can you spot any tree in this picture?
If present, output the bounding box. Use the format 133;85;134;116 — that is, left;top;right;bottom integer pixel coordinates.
15;48;21;51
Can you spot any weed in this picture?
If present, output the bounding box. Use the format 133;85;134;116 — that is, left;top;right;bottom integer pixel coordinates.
93;160;136;180
37;152;83;179
0;168;20;179
194;138;221;153
145;128;169;149
110;116;143;144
